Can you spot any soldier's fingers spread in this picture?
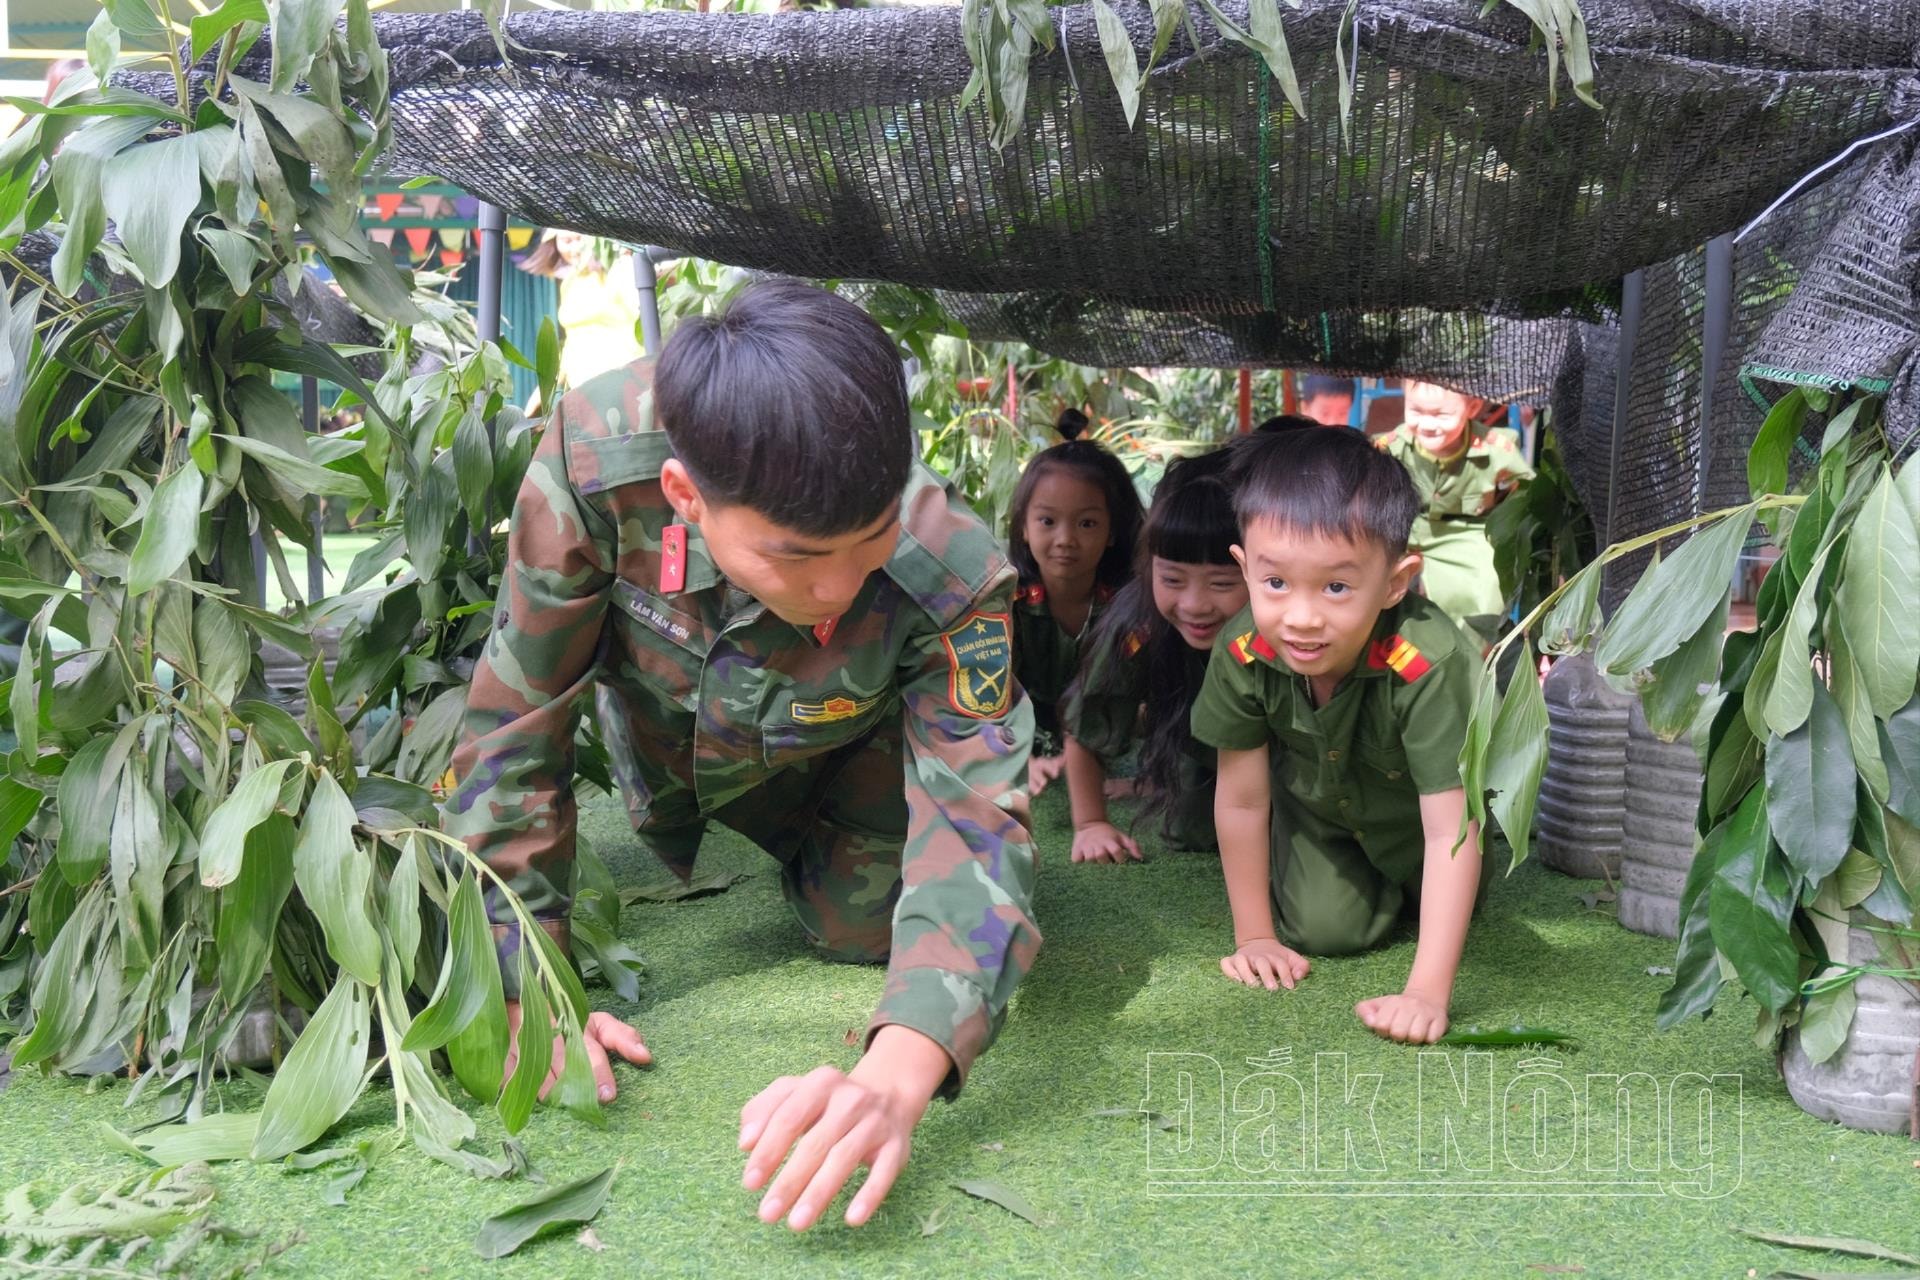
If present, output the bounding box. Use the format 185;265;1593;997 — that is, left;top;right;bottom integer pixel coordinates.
744;1076;835;1191
759;1094;862;1223
585;1032;616;1103
1123;837;1143;861
1221;955;1245;984
786;1118;883;1232
846;1137;909;1227
740;1077;801;1149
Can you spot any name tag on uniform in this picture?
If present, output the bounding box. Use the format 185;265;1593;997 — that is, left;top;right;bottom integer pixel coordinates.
660;523;688;593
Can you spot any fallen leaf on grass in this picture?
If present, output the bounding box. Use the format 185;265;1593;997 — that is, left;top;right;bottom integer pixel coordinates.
843;1028;861;1047
1645;966;1675;977
474;1165;618;1260
1578;891;1617;910
620;871;750;904
1736;1227;1920;1267
918;1204;949;1237
979;1142;1005;1153
577;1227;607;1253
102;1113;260;1165
1089;1106;1180;1130
1439;1025;1581;1049
951;1179;1048;1227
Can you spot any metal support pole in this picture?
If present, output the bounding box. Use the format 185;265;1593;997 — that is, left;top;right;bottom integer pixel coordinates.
1605;269;1647;554
302;375;325;605
633;248;663;358
1237;367;1253;434
1698;234;1734;516
476;202;506;347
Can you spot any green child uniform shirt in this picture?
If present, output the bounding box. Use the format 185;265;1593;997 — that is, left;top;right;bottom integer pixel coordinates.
1188;596;1484;954
447;360;1042;1096
1377;423;1533;646
1061;625;1217;850
1012;581;1111;752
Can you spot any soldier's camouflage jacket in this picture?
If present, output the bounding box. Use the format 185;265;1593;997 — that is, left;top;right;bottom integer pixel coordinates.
446;361;1042;1092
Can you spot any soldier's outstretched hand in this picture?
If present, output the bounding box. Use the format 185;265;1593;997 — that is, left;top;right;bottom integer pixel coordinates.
504;1003;653;1103
1354;990;1449;1044
1220;937;1311;991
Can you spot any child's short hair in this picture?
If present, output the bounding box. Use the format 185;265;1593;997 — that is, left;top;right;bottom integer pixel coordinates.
1230;421;1418;557
654;281;910;538
1007;440;1144;590
1144;448;1237;568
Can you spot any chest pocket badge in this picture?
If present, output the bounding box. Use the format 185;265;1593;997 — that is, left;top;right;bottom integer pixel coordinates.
941;611;1013;719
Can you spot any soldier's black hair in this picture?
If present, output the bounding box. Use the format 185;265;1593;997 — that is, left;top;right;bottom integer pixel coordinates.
1006;440;1144;592
1068;447;1239;838
1230;420;1418;558
655;280;911;537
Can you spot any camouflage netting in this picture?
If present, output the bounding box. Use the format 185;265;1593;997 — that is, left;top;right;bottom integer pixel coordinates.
152;3;1920;562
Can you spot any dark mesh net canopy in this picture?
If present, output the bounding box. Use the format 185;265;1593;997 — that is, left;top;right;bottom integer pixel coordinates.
109;2;1920;578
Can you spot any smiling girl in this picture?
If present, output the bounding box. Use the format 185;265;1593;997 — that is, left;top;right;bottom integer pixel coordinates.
1061;448;1246;862
1007;434;1144;796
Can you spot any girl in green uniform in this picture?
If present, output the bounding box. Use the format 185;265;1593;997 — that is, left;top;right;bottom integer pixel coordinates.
1061;448;1246;862
1008;433;1144;795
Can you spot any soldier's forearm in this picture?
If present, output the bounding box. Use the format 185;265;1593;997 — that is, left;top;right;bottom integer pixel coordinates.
1062;736;1109;828
1404;806;1483;1007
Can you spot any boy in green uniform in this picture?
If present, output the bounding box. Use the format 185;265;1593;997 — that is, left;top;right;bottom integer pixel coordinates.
1376;381;1533;647
447;282;1040;1230
1190;425;1489;1044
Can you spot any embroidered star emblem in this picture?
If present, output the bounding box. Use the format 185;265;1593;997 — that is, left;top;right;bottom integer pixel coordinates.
973;620;989;635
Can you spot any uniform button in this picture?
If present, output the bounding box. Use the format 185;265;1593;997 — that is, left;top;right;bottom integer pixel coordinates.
1387;770;1402;780
1338;799;1350;810
1327;749;1341;761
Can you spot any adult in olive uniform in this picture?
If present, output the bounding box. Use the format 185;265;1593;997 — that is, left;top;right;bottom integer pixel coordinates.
447;282;1040;1232
1193;424;1492;1046
1376;381;1533;646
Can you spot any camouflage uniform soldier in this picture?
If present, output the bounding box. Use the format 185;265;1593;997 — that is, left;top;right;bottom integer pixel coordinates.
446;283;1040;1232
1376;381;1534;646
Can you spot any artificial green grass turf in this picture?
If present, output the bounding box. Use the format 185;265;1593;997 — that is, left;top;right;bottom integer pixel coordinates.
3;786;1917;1279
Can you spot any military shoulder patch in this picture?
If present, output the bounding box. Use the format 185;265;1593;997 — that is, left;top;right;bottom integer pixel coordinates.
1228;630;1279;665
791;694;878;725
1015;582;1047;606
940;611;1014;718
1367;634;1433;682
1121;627;1149;658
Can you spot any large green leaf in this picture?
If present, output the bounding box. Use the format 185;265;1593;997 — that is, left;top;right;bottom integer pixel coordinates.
1835;466;1920;719
8;885;108;1067
1091;0;1143;126
291;771;382;986
1595;506;1753;680
1883;695;1920;829
55;736;122;886
1746;387;1805;504
1656;802;1733;1028
197;758;298;888
190;0;269;62
1766;682;1856;894
1763;539;1833;738
497;950;549;1135
221;434;367;499
1707;785;1799;1013
1483;640;1549;866
1797;976;1857;1067
451;407;493;526
384;837;423;987
126;465;204;596
1638;597;1726;743
1827;617;1889;802
473;1166;617;1260
99;135;203;290
216;810;297;998
401;872;498;1052
1536;562;1602;656
251;972;372;1161
103;1113;261;1165
267;0;345;94
229;76;355;192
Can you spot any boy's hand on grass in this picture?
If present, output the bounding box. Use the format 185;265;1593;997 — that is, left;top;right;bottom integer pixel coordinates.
1071;821;1142;864
503;1003;652;1103
738;1060;927;1231
1220;938;1310;991
1354;990;1449;1043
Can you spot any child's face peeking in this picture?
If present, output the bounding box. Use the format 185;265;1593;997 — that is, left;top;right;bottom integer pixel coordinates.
1231;520;1421;688
1022;467;1112;599
1402;382;1479;458
1150;556;1248;651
